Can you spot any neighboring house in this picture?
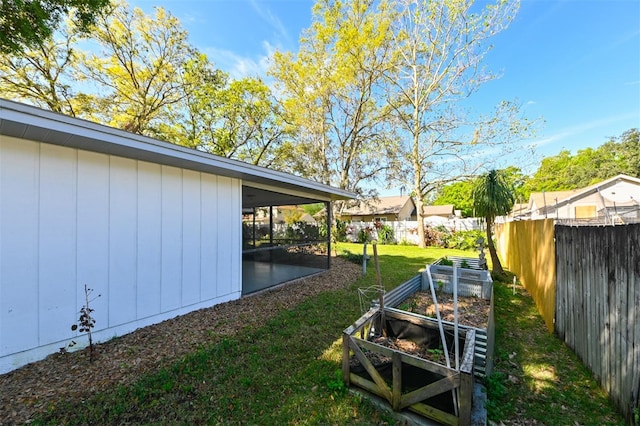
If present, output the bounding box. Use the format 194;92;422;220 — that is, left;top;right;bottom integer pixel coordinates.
0;99;353;373
513;174;640;223
339;195;417;223
423;204;455;219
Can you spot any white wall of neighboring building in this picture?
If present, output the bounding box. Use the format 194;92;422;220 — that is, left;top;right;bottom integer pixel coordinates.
0;136;242;373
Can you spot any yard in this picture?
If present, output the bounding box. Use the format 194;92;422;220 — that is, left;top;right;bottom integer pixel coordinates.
1;243;624;425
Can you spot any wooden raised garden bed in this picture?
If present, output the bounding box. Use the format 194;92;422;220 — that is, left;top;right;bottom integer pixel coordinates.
343;307;476;426
373;258;495;378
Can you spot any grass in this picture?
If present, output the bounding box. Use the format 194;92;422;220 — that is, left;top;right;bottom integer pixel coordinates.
33;243;623;425
487;278;624;424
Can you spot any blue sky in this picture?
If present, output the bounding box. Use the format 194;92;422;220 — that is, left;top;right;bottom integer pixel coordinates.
131;0;639;176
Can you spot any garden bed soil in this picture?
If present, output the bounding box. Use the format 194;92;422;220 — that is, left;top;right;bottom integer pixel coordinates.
400;290;490;329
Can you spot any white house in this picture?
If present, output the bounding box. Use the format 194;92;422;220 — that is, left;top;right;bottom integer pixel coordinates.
516;174;640;224
0;99;353;373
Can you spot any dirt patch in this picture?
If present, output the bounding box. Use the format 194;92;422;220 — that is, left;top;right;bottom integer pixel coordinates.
401;290;491;329
0;257;362;426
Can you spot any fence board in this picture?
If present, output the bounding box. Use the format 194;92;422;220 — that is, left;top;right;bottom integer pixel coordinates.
554;223;640;421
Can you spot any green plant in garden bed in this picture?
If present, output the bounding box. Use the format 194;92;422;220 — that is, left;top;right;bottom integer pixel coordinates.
32;245;623;425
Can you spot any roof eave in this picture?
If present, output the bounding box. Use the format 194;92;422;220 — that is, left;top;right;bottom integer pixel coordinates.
0;99;354;202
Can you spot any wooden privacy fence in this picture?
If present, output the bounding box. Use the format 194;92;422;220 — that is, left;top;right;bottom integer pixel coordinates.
496;219;556;331
555;223;640;420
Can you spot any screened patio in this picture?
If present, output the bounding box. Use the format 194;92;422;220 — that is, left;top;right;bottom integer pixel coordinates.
242;184;336;294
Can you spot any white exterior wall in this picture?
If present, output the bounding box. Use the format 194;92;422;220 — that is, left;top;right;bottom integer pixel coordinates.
0;136;242;373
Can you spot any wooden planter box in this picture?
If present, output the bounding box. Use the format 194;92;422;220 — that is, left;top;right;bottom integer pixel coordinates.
371;264;495;378
342;308;476;426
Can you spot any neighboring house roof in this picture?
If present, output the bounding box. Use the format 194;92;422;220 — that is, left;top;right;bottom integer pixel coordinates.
511;203;529;216
527;174;640;213
0;98;354;207
341;195;415;216
423;204;454;217
528;190;578;211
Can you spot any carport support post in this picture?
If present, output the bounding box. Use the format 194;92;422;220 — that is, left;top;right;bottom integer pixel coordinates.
269;205;274;263
326;201;332;269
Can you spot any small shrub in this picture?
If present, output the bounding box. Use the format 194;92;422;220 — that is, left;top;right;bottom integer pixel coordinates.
439;257;454;266
377;224;395;244
424;226;445;246
333;219;348;242
338;249;365;265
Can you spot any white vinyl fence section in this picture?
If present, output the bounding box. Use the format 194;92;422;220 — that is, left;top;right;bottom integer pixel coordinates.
0;136;242;373
346;218;482;244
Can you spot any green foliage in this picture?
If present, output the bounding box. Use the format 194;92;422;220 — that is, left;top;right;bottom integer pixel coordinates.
332;219;348;243
441;230;485;251
472;169;516;222
337;249;365;265
524;128;640;193
282;221;321;242
32;245;623;425
432;180;475;217
357;227;371;244
269;0;398;191
62;284;100;362
377;224;395;244
0;0;110;54
484;371;511;419
439;257;454;266
301;203;325;216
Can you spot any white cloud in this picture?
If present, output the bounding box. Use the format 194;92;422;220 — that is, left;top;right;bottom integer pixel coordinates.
204;40;277;79
249;0;291;44
535;112;639;148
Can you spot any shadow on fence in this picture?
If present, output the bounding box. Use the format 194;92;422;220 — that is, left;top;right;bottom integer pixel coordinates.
497;219;640;421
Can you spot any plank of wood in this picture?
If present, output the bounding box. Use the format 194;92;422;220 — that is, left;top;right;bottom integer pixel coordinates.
399;374;459;409
349;336;392;402
392;351;402;411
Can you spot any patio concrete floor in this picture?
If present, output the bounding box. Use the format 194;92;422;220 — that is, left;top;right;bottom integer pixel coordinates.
242;261;325;295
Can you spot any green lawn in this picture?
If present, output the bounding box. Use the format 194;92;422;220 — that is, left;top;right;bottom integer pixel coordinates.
34;243;623;425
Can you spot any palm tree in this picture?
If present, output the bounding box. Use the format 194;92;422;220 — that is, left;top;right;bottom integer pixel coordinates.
472;169;515;275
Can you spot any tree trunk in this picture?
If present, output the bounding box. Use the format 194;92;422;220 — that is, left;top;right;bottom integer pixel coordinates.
415;196;426;248
485;220;504;275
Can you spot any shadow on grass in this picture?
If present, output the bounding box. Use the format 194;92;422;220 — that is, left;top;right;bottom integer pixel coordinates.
487;279;624;425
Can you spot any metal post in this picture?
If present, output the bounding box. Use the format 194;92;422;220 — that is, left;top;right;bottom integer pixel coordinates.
362;242;367;275
326;201;332;269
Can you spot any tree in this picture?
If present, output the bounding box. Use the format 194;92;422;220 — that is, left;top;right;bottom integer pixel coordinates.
524;129;640;193
0;24;79;115
270;0;398;200
432;180;475;217
0;0;109;54
383;0;534;247
78;2;198;137
472;169;515;275
208;77;290;167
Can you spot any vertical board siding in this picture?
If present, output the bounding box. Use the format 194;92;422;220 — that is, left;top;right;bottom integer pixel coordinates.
136;162;162;319
200;174;218;301
0;137;242;373
76;151;110;338
555;223;640;421
182;170;202;306
216;177;234;297
160;165;183;312
0;138;39;354
38;144;77;345
109;156;138;326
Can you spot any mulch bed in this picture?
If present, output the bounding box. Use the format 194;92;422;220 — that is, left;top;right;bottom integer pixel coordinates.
0;257;362;425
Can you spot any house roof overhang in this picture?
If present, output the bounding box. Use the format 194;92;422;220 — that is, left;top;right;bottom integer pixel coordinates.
0;99;355;207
